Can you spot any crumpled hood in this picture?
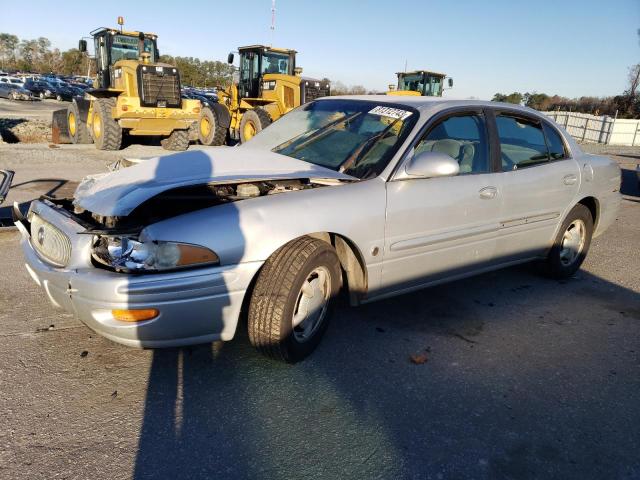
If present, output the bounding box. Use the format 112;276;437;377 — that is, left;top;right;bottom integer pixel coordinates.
73;147;356;216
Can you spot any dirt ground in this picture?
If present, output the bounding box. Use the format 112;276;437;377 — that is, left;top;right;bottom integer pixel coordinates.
0;141;639;479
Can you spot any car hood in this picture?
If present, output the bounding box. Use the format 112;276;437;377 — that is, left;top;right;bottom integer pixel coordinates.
73;147;356;216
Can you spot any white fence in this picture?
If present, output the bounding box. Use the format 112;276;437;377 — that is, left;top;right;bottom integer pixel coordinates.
543;111;640;146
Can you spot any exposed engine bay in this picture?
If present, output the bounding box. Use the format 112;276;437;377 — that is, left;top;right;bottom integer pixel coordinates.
49;178;332;233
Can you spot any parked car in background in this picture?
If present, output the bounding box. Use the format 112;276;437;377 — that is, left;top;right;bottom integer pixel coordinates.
23;80;56;99
0;76;25;87
0;82;33;100
14;97;621;363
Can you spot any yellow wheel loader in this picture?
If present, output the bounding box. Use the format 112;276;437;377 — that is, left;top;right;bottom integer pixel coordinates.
61;19;201;151
197;45;330;146
386;70;453;97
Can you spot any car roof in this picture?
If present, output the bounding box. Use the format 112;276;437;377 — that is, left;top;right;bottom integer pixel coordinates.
320;95;544;118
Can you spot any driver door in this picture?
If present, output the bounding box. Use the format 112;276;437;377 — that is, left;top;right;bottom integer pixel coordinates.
379;110;503;295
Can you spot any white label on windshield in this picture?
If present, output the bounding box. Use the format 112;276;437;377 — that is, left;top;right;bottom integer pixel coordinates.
368;106;413;120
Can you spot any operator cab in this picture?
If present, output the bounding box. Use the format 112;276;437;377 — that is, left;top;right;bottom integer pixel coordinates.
79;28;159;89
395;70;452;96
229;45;297;100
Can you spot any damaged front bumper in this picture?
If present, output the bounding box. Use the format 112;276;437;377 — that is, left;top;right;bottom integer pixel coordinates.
15;200;261;348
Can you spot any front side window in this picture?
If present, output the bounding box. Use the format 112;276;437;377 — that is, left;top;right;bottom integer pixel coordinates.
414;114;490;174
245;100;418;179
496;115;549;171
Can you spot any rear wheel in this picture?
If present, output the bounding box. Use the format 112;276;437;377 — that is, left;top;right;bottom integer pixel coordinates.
67;102;92;144
239;108;271;143
248;236;341;363
91;98;122;150
39;92;45;99
197;105;227;146
160;129;189;151
543;203;593;279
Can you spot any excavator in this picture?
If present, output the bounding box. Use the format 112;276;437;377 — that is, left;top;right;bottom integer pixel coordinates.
197;45;330;145
387;70;453;97
56;17;201;151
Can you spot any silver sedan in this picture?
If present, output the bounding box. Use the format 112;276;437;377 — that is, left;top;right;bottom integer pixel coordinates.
15;97;621;362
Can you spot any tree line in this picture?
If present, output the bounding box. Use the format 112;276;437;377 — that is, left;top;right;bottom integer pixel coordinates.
492;64;640;119
0;33;235;87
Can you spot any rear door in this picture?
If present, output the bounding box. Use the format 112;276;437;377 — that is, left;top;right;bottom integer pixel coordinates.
492;111;580;261
380;108;503;295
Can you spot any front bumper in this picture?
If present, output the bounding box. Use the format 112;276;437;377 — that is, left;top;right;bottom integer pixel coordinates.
16;201;262;348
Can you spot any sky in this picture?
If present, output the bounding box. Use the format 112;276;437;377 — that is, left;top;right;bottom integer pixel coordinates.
1;0;638;99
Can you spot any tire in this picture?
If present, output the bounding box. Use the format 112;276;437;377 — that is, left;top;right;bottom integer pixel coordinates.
543;203;593;279
160;129;189;151
239;108;271;143
248;236;342;363
56;94;62;101
197;105;227;146
10;92;17;101
39;92;45;99
90;98;122;150
67;102;92;144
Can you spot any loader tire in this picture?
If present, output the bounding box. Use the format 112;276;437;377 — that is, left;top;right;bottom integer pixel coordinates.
91;98;122;150
161;129;189;151
67;102;92;144
197;106;227;146
239;108;271;143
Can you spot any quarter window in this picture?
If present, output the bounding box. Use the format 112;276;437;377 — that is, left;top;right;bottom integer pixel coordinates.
414;114;490;174
496;115;549;171
543;122;567;160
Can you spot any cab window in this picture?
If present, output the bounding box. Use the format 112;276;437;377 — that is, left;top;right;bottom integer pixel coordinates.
414;113;490;174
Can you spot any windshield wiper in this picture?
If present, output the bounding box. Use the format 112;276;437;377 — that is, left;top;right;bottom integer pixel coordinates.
273;111;362;155
338;115;404;173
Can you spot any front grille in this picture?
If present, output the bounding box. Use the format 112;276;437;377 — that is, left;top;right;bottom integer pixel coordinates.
301;78;331;104
137;65;181;108
30;214;71;267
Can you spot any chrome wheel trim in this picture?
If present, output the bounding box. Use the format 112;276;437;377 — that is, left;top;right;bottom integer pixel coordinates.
292;266;331;342
559;219;586;266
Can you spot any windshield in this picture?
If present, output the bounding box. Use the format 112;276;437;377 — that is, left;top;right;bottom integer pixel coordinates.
262;51;290;75
398;73;424;93
245;99;418;179
111;34;156;63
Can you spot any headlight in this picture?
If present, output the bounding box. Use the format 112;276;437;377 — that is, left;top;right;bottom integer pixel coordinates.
45;90;51;94
91;236;219;273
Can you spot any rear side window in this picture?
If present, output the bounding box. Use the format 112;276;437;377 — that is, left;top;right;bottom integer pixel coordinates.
542;122;567;160
496;115;549;171
415;114;490;174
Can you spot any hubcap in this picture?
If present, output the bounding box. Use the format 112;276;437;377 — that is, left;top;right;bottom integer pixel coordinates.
200;117;211;137
292;267;331;342
559;219;586;266
68;112;76;136
93;112;102;138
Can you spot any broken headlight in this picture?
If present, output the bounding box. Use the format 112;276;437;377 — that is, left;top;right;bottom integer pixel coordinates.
91;236;219;273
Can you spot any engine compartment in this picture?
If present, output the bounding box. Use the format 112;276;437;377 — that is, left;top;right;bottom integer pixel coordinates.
62;178;324;232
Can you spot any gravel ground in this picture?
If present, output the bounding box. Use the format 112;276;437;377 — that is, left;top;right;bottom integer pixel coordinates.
0;142;638;480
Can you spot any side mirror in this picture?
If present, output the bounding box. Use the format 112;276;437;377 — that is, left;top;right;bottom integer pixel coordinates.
401;151;460;179
78;39;87;53
448;78;453;88
227;52;234;64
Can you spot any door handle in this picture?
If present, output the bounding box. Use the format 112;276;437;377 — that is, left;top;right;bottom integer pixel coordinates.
479;186;498;199
563;174;578;185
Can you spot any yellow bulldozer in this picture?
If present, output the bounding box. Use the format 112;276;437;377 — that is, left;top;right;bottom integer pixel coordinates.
61;18;201;151
386;70;453;97
197;45;330;146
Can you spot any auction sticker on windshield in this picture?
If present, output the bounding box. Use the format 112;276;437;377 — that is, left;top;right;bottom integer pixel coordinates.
368;106;413;120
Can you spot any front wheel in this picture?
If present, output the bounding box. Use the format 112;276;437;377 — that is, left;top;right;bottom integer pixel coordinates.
239;108;271;143
248;236;342;363
543;203;593;279
160;129;189;151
